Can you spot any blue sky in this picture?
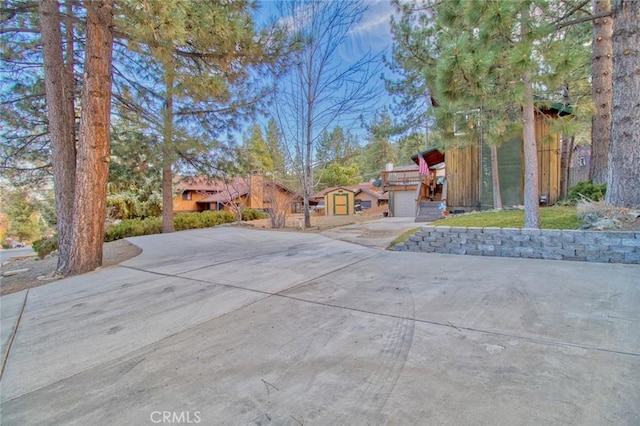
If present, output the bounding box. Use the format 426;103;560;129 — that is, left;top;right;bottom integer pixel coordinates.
253;0;398;140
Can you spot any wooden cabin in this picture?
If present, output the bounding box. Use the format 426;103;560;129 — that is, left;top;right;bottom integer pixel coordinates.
380;107;567;221
446;111;563;211
173;174;302;215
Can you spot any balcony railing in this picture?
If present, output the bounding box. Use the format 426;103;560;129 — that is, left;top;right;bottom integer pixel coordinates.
380;170;421;189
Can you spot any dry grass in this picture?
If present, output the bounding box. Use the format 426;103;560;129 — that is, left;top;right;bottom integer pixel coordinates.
576;199;631;220
245;211;386;232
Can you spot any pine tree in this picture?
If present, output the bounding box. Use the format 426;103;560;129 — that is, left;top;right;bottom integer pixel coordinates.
606;0;640;207
116;0;290;233
590;0;613;185
390;0;591;227
242;124;273;174
264;119;288;180
361;110;398;180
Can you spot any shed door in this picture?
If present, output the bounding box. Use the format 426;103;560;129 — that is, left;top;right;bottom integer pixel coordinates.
333;193;349;215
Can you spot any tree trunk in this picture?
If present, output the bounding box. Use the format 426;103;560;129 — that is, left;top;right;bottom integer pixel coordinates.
606;0;640;208
162;158;175;233
590;0;613;185
162;69;175;233
66;0;114;275
562;136;575;199
490;144;503;210
39;0;76;273
522;72;541;229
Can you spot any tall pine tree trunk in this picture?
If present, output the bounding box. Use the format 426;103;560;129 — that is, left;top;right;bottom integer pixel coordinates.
520;5;540;229
39;0;76;273
522;72;541;229
490;144;503;210
606;0;640;207
162;69;175;233
590;0;613;185
66;0;114;275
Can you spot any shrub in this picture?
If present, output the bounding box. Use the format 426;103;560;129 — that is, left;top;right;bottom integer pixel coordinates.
568;181;607;203
104;217;162;242
174;210;235;231
242;208;269;221
32;235;59;259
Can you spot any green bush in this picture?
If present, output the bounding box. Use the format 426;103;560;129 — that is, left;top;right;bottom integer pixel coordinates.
568;181;607;203
104;217;162;242
33;211;239;252
242;208;269;221
174;210;236;231
32;235;59;259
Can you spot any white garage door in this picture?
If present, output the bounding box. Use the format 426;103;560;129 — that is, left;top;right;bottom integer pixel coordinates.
392;191;416;217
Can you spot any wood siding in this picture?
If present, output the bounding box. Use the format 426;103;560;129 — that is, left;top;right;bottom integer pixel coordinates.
445;145;480;210
325;188;355;216
445;113;562;210
173;191;209;212
535;115;561;204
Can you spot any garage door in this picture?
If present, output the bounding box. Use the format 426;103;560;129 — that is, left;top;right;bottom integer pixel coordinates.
392;191;415;217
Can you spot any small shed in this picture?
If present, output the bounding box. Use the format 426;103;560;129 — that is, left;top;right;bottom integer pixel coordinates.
324;187;355;215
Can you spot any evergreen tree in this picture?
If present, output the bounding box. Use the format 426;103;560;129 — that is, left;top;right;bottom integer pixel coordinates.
1;189;42;243
116;0;290;233
318;163;362;189
397;132;426;164
361;110;397;180
264;119;287;180
241;124;273;174
389;0;591;227
606;0;640;207
590;0;613;185
316;126;360;168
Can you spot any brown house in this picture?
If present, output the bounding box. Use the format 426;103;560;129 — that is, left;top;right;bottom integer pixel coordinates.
444;109;565;211
381;107;568;221
173;174;302;215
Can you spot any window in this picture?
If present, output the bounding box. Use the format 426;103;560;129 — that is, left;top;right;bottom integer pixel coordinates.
579;157;586;167
181;191;192;201
360;200;372;210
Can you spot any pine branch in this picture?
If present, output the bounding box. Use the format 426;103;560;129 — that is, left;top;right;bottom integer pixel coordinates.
556;10;613;30
553;0;591;26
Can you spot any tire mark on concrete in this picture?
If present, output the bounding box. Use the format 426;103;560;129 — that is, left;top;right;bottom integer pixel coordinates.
358;283;415;418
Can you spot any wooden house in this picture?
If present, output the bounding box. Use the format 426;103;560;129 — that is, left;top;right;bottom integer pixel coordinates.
173;174;302;215
380;151;444;220
312;182;388;216
446;109;564;211
381;107;567;221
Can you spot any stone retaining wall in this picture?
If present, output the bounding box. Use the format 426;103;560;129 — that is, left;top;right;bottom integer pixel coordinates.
392;226;640;264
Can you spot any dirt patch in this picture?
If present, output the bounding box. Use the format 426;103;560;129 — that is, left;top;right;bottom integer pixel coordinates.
244;211;386;232
1;239;142;296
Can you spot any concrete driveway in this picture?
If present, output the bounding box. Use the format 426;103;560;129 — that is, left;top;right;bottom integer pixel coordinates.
319;217;419;249
1;226;639;425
